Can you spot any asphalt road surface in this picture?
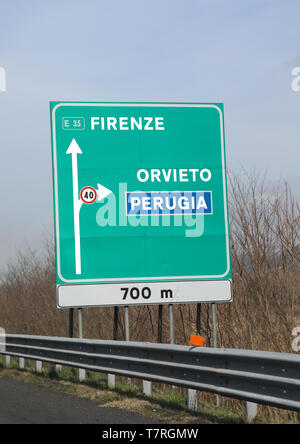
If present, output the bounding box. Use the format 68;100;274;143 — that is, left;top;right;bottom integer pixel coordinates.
0;375;156;424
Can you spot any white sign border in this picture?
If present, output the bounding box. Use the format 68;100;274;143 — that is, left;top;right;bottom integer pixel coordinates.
51;103;230;284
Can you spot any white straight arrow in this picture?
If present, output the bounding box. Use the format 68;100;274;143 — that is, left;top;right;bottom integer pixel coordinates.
66;139;83;275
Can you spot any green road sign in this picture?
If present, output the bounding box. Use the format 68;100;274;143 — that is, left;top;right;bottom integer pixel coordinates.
50;102;232;307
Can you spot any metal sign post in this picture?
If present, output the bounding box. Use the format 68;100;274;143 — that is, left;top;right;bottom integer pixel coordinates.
113;307;119;340
78;308;86;382
124;306;131;384
69;308;74;338
187;304;201;411
169;304;175;345
211;303;220;407
108;306;119;389
158;305;163;343
196;304;202;335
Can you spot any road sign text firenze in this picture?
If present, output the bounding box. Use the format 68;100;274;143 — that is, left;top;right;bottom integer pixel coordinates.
91;116;165;131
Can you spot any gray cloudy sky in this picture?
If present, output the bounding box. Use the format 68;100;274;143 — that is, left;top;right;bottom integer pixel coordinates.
0;0;300;270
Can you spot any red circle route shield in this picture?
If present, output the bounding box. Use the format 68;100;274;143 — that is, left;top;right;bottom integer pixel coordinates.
80;186;97;204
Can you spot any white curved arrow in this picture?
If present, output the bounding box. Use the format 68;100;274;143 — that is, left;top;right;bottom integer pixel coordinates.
67;138;83;275
67;139;112;276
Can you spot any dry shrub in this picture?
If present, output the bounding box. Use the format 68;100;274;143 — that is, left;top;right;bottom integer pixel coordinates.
219;170;300;352
0;170;299;350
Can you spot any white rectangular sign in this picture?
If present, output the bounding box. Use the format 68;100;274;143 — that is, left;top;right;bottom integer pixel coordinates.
57;280;232;308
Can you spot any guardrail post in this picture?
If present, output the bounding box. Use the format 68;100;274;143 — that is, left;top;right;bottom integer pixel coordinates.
187;389;198;411
78;308;86;382
19;357;25;370
5;355;11;367
107;374;115;389
78;370;86;383
35;360;42;373
245;402;258;423
143;380;152;397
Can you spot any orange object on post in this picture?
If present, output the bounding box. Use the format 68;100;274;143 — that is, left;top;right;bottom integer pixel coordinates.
189;334;205;347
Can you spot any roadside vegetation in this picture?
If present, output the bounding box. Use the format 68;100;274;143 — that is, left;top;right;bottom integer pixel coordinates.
1;356;297;424
0;170;299;423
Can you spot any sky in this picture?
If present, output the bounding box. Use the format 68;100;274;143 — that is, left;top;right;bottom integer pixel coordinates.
0;0;300;270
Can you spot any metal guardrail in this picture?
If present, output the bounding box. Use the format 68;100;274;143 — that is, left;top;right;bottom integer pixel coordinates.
1;334;300;413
